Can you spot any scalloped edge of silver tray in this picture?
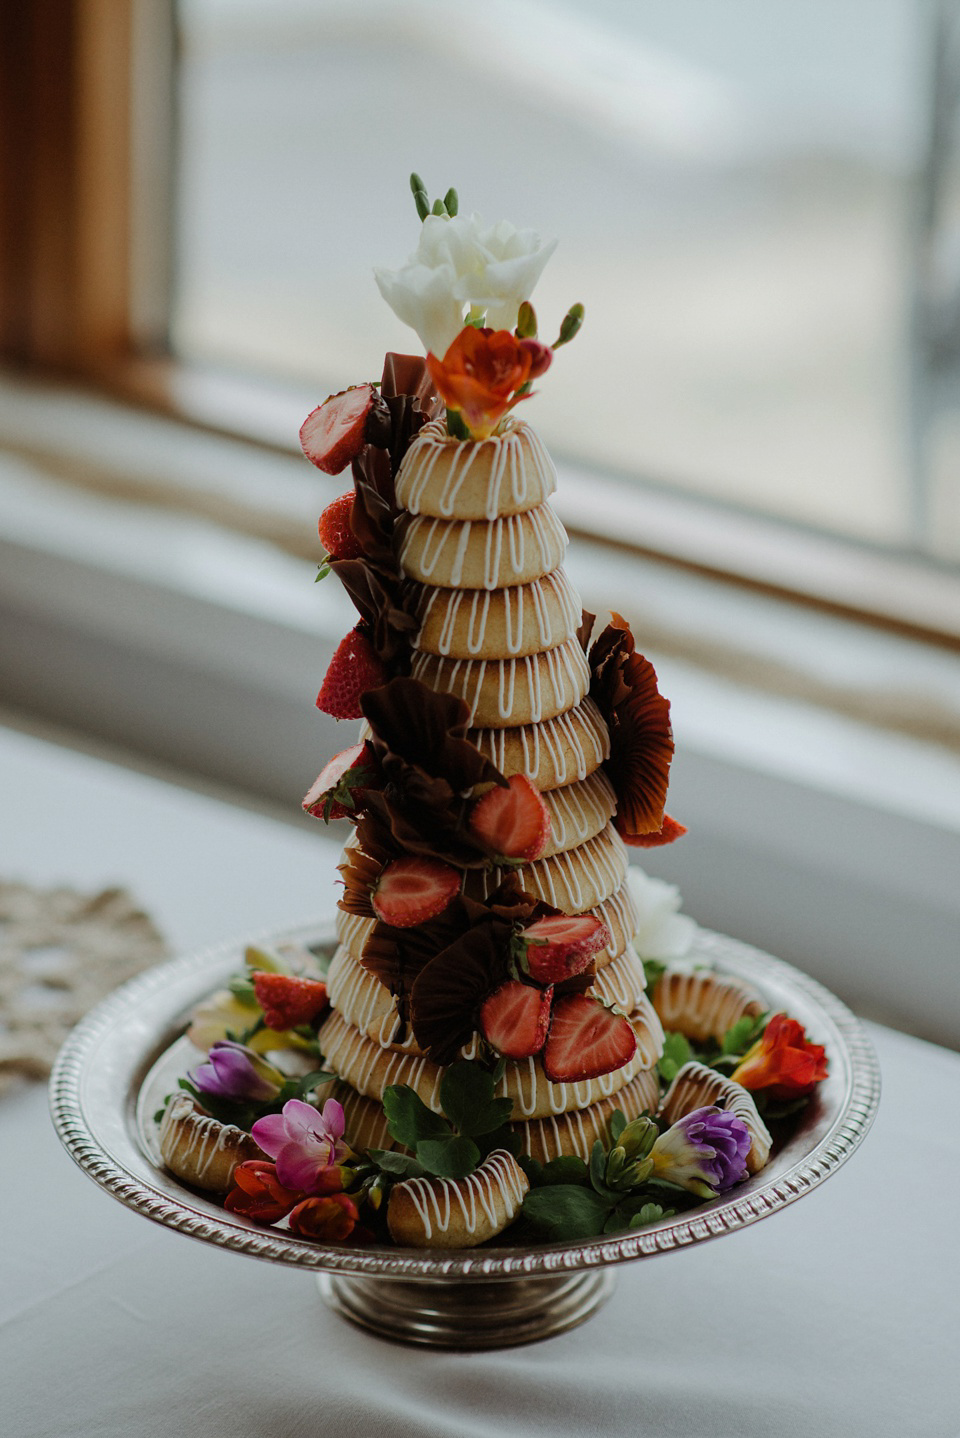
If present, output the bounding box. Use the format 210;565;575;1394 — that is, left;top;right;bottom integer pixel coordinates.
50;920;880;1346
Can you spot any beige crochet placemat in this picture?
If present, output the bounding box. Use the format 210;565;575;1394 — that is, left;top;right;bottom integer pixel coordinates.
0;881;168;1095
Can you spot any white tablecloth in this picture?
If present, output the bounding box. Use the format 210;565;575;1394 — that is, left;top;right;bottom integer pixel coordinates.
2;721;958;1437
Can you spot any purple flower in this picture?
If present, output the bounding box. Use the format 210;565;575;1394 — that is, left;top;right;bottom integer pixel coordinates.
251;1098;350;1192
650;1106;750;1197
188;1040;283;1103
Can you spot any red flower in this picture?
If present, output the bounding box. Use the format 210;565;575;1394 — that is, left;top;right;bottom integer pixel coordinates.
731;1013;829;1100
426;327;551;439
288;1192;361;1242
224;1161;304;1225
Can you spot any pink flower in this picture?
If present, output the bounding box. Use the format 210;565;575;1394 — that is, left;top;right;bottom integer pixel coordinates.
251;1097;349;1192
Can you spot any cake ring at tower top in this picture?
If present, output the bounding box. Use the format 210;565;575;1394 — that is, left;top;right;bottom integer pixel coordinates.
408;569;582;660
395;418;557;521
396;504;568;590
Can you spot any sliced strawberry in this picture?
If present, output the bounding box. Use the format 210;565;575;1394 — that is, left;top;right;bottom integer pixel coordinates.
518;913;612;983
371;857;460;928
318;492;363;562
302;741;375;822
468;774;551;863
251;972;329;1031
620;813;687;848
316;627;386;720
300;384;390;475
479;980;553;1058
543;994;637;1082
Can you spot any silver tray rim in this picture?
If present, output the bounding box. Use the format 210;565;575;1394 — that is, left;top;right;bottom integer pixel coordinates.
50;918;881;1281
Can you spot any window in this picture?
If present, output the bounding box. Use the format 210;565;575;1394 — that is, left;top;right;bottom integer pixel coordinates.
4;0;960;641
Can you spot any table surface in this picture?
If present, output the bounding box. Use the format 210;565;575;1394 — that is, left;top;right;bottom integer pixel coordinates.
2;719;958;1438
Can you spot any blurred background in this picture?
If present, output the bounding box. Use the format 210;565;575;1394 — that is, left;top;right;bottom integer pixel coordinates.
2;0;960;1044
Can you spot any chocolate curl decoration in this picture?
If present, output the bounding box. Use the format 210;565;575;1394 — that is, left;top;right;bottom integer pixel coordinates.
380;352;444;477
359;678;508;868
576;609;596;653
589;613;676;842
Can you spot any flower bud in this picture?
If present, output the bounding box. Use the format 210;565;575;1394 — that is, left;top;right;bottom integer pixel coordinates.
443;187;459;217
617;1115;659;1161
516;301;537;338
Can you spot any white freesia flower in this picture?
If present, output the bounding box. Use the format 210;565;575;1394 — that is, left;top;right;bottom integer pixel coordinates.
374;212;557;356
627;867;697;961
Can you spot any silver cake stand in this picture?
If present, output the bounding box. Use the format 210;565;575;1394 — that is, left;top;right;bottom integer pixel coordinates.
50;921;880;1350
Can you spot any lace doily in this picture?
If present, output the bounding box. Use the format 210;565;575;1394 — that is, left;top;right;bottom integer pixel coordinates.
0;882;168;1094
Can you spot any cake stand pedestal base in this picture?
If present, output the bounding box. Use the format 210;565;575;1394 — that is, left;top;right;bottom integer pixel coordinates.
317;1269;617;1349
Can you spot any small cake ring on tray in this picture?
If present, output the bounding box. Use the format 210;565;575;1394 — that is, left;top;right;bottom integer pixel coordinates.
650;968;765;1045
158;1092;265;1193
386;1148;530;1248
659;1060;772;1174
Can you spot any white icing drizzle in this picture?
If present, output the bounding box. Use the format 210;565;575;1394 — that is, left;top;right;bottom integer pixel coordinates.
410;636;590;726
470;697;610;788
396;419;556;521
395;1150;528;1240
519;1068;661;1162
466;823;629;912
397;504;568;590
411;569;581;659
541;769;616;854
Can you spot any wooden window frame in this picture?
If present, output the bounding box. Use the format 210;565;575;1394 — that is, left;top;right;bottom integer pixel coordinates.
3;0;960;653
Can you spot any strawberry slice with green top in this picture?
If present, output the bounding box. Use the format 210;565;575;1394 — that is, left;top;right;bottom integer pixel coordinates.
300;383;390;475
479;980;553;1058
516;913;612;983
467;774;551;863
251;971;329;1031
302;741;375;822
371;857;461;928
316;627;386;721
543;993;637;1082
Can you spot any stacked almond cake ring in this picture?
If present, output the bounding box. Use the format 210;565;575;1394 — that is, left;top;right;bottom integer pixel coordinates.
317;416;666;1162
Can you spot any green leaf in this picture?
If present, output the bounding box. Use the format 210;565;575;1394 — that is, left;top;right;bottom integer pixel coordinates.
475;1124;522;1161
416;1135;481;1179
721;1012;769;1056
629;1201;672;1228
382;1084;451;1150
538;1155;590;1187
293;1069;337;1098
641;956;667;988
227;975;259;1006
314;561;331;583
491;1055;507;1086
608;1109;627;1145
658;1031;693;1083
366;1148;425;1180
445;408;471;440
517;1153;542;1184
522;1185;612;1242
439;1060;512;1137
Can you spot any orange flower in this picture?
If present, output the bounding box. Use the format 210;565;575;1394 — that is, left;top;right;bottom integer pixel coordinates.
224;1160;304;1225
731;1013;828;1101
426;327;551;439
288;1192;360;1242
